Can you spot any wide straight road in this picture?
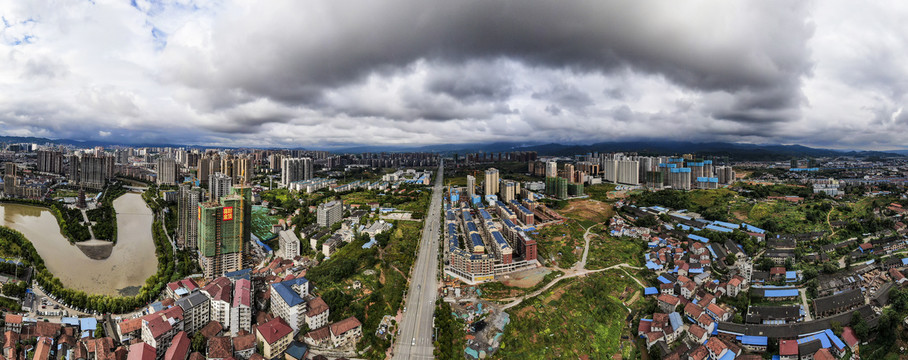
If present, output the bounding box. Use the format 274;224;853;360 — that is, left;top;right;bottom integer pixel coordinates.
394;160;444;360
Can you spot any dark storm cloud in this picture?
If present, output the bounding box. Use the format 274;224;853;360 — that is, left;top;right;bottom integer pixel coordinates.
178;0;813;126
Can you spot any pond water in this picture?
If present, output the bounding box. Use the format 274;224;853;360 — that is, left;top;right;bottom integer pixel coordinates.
0;193;158;296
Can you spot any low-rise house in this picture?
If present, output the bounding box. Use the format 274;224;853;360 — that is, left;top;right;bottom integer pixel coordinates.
175;291;211;335
283;341;308;360
688;324;708;344
657;294;680;313
5;314;22;333
232;333;256;360
230;278;253;336
202;278;233;331
328;317;362;348
305;297;330;331
163;331;190;360
166;279;200;299
706;303;730;322
813;289;864;318
206;337;233;360
141;306;185;356
128;343;156;360
779;340;799;360
256;317;293;360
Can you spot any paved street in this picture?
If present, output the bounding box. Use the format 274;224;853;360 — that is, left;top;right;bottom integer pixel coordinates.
393;161;444;360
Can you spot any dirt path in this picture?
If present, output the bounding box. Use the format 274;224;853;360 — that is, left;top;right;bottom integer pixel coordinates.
500;263;644;310
575;225;594;271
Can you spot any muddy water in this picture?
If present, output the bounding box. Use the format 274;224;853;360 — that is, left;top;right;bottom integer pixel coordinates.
0;193;158;296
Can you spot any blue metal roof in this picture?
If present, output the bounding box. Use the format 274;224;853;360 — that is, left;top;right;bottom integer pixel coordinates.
688;234;709;243
798;332;831;348
271;277;309;307
466;222;479;233
718;351;734;360
80;318;97;331
669;312;683;330
764;289;799;297
470;233;484;248
657;276;671;284
644;287;658;295
738;335;768;346
479;209;492;220
462;211;473;222
712;221;739;229
491;231;510;249
742;223;766;234
705;225;733;233
786;271;797;280
824;329;847;349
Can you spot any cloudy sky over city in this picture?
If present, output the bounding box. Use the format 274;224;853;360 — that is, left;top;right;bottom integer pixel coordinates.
1;0;906;149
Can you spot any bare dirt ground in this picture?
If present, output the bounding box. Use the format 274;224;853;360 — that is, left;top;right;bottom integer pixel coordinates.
560;199;615;223
500;267;552;288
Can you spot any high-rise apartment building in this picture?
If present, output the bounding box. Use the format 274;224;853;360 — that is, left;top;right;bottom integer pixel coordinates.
545;161;558;178
484;168;499;197
78;154;113;189
466;175;476;198
177;185;202;249
717;166;736;184
602;159;618;183
499;180;517;203
156;157;178;185
198;156;211;186
617;160;639;185
209;172;233;202
2;163;18;196
37;150;64;175
317;200;343;228
198;188;249;278
669;168;692;190
281;158;313;187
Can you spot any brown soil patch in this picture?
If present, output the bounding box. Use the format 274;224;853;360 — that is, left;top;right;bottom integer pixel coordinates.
732;210;748;221
500;267;551;288
544;286;569;304
560;200;615;223
625;291;641;307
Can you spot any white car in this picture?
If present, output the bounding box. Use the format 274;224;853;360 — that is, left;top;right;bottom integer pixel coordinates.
412;338;416;346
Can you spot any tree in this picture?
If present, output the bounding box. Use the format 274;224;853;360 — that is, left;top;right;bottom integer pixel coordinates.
851;312;869;341
725;253;737;266
191;332;206;353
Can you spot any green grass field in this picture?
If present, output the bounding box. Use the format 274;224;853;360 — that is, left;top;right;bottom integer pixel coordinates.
586;234;644;270
534;221;585;268
495;270;639;360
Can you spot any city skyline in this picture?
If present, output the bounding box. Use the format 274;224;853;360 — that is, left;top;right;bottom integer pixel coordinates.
2;1;908;149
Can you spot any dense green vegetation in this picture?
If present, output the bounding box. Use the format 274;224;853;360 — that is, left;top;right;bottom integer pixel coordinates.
305;219;422;360
86;183;127;242
496;271;638;359
584;183;617;202
433;300;467;360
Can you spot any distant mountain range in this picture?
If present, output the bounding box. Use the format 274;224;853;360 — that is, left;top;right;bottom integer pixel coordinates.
1;135;904;160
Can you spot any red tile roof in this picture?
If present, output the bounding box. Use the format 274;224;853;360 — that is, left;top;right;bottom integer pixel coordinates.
126;343;155;360
329;317;361;337
4;315;21;325
707;303;727;319
257;317;292;345
118;318;143;335
206;337;232;359
188;352;205;360
199;321;223;340
306;297;329;317
813;348;835;360
637;320;651;334
232;279;252;308
145;316;172;339
232;334;256;352
688;324;706;339
689;345;708;360
779;339;798;356
203;277;233;303
305;327;331;342
657;294;680;306
33;337;52;360
841;327;859;347
164;332;190;360
705;337;726;356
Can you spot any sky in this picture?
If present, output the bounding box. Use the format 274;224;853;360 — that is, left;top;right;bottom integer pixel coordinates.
1;0;906;150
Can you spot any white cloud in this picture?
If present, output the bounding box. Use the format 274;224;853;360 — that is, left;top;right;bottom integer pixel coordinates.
0;0;906;149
